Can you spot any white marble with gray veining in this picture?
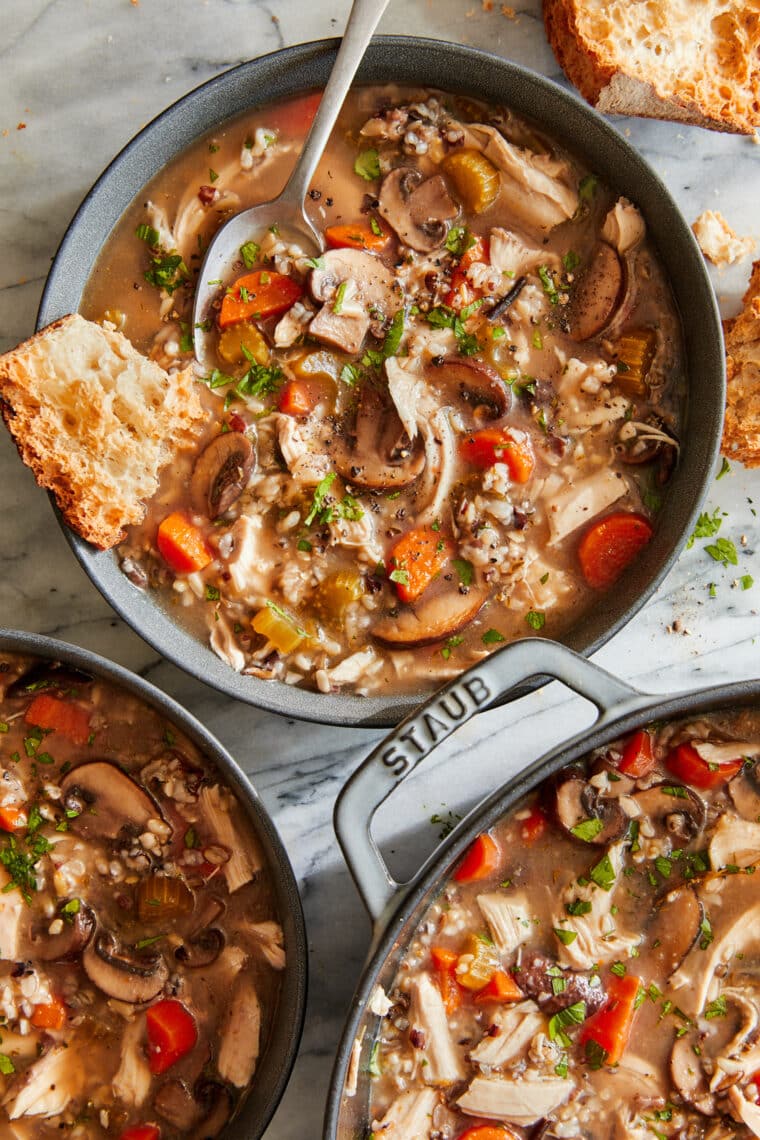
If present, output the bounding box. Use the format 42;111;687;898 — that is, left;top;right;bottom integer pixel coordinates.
1;1;760;1135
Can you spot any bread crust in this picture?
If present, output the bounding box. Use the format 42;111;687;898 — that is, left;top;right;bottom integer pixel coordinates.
0;314;207;548
543;0;760;136
722;261;760;467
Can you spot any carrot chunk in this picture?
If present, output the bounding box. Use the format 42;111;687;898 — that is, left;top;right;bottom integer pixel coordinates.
519;804;547;844
156;513;212;575
218;271;302;329
0;806;26;832
31;995;67;1030
474;970;523;1004
454;833;501;883
268;91;322;136
460;428;535;482
579;973;642;1066
389;527;452;604
665;741;743;789
25;694;91;746
445;236;490;310
146;999;197;1075
577;511;653;590
278;379;320;416
119;1126;161;1140
325;222;389;253
457;1128;517;1140
430;946;462;1015
618;729;656;778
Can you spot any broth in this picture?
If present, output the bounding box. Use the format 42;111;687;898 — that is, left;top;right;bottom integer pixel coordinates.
83;85;684;697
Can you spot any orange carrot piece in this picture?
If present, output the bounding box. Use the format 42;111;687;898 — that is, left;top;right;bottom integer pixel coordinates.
457;1128;516;1140
25;694;91;746
577;511;653;590
618;729;656;778
0;806;26;832
454;833;501;883
156;513;213;575
460;428;535;482
665;741;743;789
430;946;462;1015
31;995;67;1030
579;973;642;1066
519;804;547;844
325;222;389;253
268;91;322;136
445;236;490;310
218;271;302;330
278;379;319;416
389;527;452;604
474;970;523;1004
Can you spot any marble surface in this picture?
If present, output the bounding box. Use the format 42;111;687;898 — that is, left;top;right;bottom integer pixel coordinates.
1;0;760;1135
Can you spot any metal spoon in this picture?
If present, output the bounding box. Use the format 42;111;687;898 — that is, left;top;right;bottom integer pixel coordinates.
193;0;390;364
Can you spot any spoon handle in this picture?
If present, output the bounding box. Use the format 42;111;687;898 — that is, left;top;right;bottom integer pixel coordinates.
277;0;390;217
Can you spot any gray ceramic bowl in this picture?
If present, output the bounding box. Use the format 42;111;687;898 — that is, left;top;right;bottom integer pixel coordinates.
0;629;306;1140
37;37;724;728
326;639;758;1138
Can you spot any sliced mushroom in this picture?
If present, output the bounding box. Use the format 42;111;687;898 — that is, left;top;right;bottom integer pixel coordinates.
647;885;703;976
60;761;163;842
186;893;226;939
333;382;425;491
378;167;458;253
426;356;510;423
83;931;169;1003
190;433;254;519
309;249;399;354
190;1079;234;1140
567;242;626;342
5;662;93;699
729;762;760;823
671;1032;715;1115
154;1079;202;1131
175;928;225;969
632;782;707;843
29;900;96;962
551;772;628;845
373;587;487;648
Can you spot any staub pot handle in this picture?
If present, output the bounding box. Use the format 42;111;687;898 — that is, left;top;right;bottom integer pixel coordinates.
334;639;650;928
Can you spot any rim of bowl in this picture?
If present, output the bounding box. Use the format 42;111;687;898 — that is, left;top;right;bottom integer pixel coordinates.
0;627;307;1140
37;36;724;729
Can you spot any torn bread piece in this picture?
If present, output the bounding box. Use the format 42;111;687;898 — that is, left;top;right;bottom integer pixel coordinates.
722;260;760;467
543;0;760;136
0;314;206;548
692;210;755;267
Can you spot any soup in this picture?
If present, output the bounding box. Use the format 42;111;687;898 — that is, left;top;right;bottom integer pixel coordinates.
0;653;284;1139
83;85;683;697
356;710;760;1139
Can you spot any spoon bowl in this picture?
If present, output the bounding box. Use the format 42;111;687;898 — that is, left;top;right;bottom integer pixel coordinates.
192;0;388;366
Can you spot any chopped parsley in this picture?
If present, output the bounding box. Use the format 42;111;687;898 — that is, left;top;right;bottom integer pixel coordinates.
304;472;364;527
705;537;738;566
441;635;464;660
716;457;731;480
205;585;221;602
482;629;506;645
699;916;713;950
452;558;474;587
562;249;580;272
0;1055;15;1075
135;223;160;247
548;1000;586;1045
610;961;627;977
446;226;476;257
143;250;189;295
354;148;381;181
367;1040;382;1077
589;852;616;891
525;610;545;632
426;305;481;357
687;507;722;548
333;281;348;314
554;927;578;946
584;1038;609;1070
388;568;409;586
382;309;405;358
704;996;727;1019
741;574;754;590
61;898;81;920
566;899;592;916
538;265;561;305
571;818;604;843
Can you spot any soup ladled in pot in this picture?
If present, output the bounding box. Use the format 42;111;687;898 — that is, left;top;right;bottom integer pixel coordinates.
84;85;684;698
354;709;760;1139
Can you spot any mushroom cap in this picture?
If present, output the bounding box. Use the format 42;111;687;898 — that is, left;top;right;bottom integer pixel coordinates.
373;587;487;648
567;241;626;342
29;900;96;963
60;760;164;842
378;168;458;253
550;772;628;845
309;248;399;312
632;782;707;843
647;885;703;976
83;930;169;1003
729;762;760;822
190;432;254;519
332;382;425;491
426;356;511;423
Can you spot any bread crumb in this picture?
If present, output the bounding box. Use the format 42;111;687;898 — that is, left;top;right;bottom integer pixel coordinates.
481;0;494;10
692;210;755;267
501;4;516;15
16;123;26;131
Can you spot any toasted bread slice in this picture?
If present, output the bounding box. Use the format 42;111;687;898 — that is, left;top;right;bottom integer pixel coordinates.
543;0;760;136
723;261;760;467
0;314;206;548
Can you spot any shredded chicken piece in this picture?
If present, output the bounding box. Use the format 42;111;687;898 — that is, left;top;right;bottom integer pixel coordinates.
112;1019;151;1108
554;841;638;969
217;975;261;1088
470;1001;545;1068
408;972;466;1085
458;1074;575;1123
601;198;646;254
245;921;286;970
198;784;262;892
372;1088;439;1139
5;1047;82;1120
476;891;533;954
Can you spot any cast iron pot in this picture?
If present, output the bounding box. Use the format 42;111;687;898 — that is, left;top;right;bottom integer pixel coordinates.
37;37;724;728
325;638;757;1138
0;629;306;1140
